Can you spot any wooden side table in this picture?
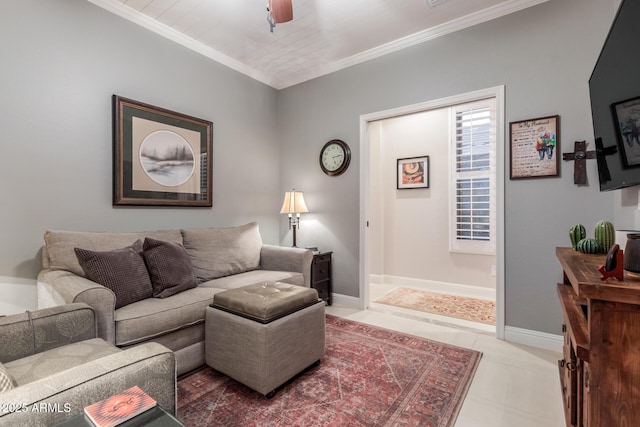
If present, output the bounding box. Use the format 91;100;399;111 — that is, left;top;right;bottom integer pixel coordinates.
311;251;332;305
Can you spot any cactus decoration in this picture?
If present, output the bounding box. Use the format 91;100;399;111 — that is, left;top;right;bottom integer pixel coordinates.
594;220;615;253
576;238;601;254
569;224;586;250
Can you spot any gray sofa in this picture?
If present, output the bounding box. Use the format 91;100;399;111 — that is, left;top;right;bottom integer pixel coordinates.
0;303;176;427
37;222;313;376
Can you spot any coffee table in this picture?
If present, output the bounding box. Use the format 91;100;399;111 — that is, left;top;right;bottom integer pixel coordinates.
54;405;184;427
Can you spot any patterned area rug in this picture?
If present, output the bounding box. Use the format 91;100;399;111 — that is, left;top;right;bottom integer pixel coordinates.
376;288;496;325
178;315;481;426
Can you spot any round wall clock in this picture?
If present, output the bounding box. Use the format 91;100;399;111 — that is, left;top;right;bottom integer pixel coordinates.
319;139;351;176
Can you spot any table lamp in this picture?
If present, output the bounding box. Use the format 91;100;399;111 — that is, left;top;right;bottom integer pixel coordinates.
280;190;308;247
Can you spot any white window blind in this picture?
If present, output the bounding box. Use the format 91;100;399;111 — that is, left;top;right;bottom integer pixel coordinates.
450;98;496;254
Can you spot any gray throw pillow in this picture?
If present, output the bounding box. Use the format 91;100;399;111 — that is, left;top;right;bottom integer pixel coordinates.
142;238;197;298
74;240;153;309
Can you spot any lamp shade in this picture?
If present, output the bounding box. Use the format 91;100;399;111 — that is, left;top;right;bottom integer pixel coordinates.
280;191;309;214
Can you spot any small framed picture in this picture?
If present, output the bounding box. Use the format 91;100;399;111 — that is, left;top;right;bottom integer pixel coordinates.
113;95;213;207
612;96;640;168
397;156;429;189
509;115;560;179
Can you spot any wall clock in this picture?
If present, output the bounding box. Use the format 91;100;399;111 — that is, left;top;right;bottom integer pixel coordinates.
319;139;351;176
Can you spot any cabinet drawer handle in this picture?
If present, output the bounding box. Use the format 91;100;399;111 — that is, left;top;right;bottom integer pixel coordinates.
566;362;576;372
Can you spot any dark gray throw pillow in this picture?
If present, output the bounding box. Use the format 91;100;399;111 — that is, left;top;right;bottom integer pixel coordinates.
74;240;153;309
142;237;197;298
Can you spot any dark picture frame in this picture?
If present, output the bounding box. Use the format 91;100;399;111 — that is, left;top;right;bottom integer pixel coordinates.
612;96;640;168
113;95;213;207
397;156;429;189
509;115;560;179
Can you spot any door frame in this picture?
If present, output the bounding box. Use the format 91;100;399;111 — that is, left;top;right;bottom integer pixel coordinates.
358;85;505;339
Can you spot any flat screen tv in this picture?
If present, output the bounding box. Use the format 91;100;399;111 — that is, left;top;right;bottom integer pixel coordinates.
590;0;640;191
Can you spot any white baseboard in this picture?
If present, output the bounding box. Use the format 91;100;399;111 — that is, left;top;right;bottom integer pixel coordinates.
331;293;361;308
504;325;563;352
373;274;495;300
369;274;384;285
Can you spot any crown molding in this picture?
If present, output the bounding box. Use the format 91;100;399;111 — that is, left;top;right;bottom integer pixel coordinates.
86;0;279;87
281;0;550;88
87;0;549;90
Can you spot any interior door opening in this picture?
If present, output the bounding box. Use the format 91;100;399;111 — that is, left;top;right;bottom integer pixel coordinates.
359;86;505;338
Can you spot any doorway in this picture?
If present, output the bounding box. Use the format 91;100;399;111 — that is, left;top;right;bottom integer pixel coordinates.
358;86;505;338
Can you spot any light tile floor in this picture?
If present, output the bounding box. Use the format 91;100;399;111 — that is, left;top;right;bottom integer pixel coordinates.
325;284;565;427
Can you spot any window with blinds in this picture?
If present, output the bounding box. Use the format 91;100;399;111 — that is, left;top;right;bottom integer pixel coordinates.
450;98;496;254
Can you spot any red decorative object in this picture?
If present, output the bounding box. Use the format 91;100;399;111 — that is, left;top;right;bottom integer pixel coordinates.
178;315;481;427
599;246;624;280
84;386;156;427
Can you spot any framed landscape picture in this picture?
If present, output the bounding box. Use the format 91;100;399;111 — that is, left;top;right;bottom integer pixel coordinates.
509;115;560;179
397;156;429;189
113;95;213;207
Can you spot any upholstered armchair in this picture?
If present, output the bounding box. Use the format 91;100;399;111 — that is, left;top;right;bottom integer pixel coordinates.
0;303;176;426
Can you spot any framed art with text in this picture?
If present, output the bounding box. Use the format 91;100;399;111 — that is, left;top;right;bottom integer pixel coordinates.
113;95;213;206
612;96;640;168
509;115;559;179
397;156;429;189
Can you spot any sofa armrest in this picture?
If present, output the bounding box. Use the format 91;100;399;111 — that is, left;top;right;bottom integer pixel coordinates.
37;270;116;344
260;245;313;287
0;342;176;427
0;303;97;364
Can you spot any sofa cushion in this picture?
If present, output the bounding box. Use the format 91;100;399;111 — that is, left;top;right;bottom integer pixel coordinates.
142;238;197;298
181;222;263;283
5;338;119;386
198;269;305;290
113;287;221;347
75;241;153;309
0;362;16;392
43;229;183;276
0;303;97;364
211;282;319;324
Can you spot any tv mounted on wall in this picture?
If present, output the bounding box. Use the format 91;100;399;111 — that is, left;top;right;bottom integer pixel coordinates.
590;0;640;191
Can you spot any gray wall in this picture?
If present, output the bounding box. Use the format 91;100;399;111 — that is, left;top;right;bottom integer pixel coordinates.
0;0;623;335
0;0;281;279
278;0;615;334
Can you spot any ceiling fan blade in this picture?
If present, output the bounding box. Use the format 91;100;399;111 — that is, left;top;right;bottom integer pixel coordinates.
269;0;293;23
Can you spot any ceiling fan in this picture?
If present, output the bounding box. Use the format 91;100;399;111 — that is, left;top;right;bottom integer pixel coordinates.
267;0;293;33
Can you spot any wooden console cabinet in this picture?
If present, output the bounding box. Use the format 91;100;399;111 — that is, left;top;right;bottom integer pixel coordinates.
556;247;640;427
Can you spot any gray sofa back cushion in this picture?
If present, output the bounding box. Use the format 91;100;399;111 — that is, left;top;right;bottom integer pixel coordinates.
181;222;262;283
43;230;183;276
0;303;97;363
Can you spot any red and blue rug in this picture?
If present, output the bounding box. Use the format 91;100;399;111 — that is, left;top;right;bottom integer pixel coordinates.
177;315;481;426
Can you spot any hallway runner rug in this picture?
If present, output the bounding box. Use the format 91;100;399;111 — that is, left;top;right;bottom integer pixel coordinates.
375;287;496;325
177;315;481;427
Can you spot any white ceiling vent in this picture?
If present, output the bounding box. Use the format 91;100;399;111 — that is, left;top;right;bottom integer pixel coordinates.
425;0;448;7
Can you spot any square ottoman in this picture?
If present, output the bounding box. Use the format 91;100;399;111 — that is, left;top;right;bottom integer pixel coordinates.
205;282;325;397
